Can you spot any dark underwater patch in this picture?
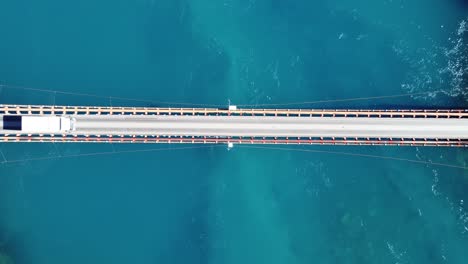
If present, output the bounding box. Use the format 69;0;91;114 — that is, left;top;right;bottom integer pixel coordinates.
0;233;31;264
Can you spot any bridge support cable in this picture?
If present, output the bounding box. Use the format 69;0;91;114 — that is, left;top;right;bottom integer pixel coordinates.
0;149;7;163
0;83;459;108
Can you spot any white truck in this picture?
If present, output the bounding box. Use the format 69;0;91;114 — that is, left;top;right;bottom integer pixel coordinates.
2;115;75;133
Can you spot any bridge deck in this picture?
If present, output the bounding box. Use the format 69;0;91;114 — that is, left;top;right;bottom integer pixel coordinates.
2;114;463;139
1;105;467;146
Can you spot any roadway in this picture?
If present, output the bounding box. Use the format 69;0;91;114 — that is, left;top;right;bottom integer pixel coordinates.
6;114;467;139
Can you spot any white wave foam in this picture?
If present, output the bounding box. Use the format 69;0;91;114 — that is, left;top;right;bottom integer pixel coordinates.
395;18;468;101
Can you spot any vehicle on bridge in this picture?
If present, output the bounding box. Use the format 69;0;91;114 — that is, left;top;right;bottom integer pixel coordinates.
2;115;75;133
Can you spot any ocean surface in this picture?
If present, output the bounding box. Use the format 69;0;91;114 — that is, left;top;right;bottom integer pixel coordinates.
0;0;468;263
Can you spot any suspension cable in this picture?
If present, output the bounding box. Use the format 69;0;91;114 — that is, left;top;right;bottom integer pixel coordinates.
0;84;226;107
0;83;451;108
236;90;444;107
0;145;220;164
237;145;468;170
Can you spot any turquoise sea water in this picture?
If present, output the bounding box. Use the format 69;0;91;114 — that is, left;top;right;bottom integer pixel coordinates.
0;0;468;263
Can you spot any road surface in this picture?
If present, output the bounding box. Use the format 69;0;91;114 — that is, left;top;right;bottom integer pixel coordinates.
2;114;467;139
